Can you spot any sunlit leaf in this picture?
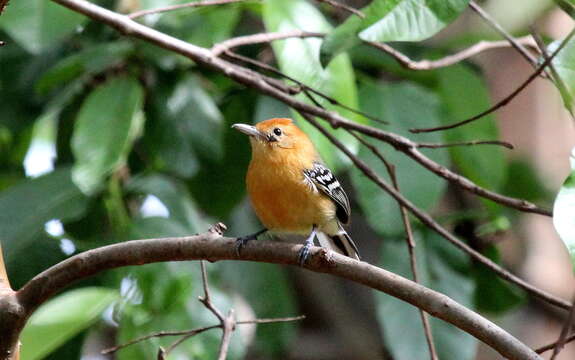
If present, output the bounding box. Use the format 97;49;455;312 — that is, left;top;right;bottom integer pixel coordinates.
320;0;470;66
351;81;448;235
20;287;118;360
553;147;575;272
72;76;144;194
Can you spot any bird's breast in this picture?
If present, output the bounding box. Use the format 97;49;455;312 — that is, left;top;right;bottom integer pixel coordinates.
246;156;335;234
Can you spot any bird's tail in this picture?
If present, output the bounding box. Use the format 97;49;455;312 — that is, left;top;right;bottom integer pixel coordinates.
317;228;360;261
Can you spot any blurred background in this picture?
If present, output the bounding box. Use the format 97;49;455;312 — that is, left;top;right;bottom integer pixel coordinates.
1;0;575;359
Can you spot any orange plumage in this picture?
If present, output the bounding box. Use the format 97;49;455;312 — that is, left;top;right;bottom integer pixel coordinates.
233;118;360;262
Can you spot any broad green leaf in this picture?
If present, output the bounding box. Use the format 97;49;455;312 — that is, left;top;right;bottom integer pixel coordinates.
320;0;470;66
0;0;86;54
127;174;209;232
144;73;199;178
20;287;118;360
72;76;144;194
436;65;506;192
263;0;362;170
0;168;88;260
351;82;449;235
36;42;133;95
549;36;575;114
378;231;476;360
553;147;575;272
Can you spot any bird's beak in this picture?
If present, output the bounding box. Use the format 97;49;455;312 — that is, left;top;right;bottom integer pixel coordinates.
232;123;264;139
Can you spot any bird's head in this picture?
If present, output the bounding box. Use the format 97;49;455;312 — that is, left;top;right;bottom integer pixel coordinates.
232;118;315;157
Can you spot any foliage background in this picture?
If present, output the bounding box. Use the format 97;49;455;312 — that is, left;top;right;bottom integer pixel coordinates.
0;0;574;359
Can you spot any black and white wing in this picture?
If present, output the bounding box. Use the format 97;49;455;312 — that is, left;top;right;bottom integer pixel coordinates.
303;162;351;224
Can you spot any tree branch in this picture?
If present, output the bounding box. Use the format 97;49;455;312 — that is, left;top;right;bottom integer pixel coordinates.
410;27;575;133
0;224;539;360
365;36;537;71
299;112;569;311
51;0;550;217
469;1;540;69
313;0;365;18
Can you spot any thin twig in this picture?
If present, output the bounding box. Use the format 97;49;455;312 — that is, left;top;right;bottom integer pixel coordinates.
128;0;253;19
223;50;388;125
199;261;225;322
102;316;305;355
536;333;575;354
365;36;537;71
211;30;324;56
530;28;575;120
469;1;540;68
314;0;365;18
351;132;438;360
410;27;575;133
550;294;575;359
217;310;235;360
417;140;514;149
198;260;235;360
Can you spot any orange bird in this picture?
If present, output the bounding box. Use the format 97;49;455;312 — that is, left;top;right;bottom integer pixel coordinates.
232;118;360;264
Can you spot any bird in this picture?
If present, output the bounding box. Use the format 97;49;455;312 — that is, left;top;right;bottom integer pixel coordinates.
232;117;360;265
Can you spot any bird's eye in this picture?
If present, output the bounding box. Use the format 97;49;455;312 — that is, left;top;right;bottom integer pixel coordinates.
273;128;282;136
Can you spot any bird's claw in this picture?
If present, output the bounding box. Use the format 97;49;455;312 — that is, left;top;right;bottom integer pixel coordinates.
298;244;311;266
235;235;254;256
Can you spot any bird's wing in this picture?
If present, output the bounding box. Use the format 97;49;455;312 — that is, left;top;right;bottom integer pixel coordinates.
303;162;351;224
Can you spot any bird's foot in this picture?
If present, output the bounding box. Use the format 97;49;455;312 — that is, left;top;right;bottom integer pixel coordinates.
298;243;312;266
298;225;317;266
235;229;267;256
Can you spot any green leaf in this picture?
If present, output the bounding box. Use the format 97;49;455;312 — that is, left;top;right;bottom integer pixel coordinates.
72;76;144;194
351;82;449;235
320;0;470;66
549;36;575;114
0;0;87;54
20;287;118;360
263;0;362;170
36;42;133;95
436;65;506;192
553;147;575;272
378;231;476;360
168;75;225;161
0;168;88;261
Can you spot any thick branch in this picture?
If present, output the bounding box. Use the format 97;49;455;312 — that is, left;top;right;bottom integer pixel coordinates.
9;226;539;360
